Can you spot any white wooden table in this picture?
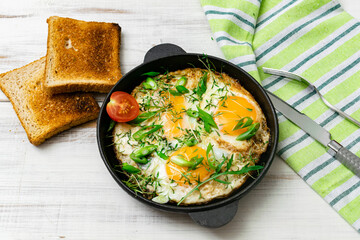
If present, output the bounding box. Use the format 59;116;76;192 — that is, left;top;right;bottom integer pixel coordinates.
0;0;359;239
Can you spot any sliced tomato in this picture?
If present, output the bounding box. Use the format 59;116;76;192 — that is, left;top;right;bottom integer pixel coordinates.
106;91;140;122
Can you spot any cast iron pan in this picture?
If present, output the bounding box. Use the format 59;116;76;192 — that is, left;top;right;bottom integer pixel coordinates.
97;43;279;228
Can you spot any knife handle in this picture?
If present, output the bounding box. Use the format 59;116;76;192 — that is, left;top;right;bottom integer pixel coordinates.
328;140;360;177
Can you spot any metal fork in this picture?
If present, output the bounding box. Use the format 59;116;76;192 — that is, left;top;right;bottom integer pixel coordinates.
263;67;360;128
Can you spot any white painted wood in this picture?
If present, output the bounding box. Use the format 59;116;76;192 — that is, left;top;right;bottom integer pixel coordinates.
0;0;359;239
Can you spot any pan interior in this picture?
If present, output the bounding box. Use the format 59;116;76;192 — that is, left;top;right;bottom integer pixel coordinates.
97;54;278;212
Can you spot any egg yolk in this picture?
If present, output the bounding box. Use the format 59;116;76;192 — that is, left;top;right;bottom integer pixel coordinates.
163;94;188;139
215;96;257;136
165;146;212;185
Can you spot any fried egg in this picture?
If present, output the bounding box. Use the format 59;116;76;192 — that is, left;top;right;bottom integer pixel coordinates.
113;68;270;205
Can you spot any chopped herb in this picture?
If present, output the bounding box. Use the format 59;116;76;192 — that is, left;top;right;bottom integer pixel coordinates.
141;71;160;77
178;158;263;205
194;72;208;98
156;151;169;160
184;138;198;147
226;155;234;171
107;120;116;132
169;89;182;96
128;111;158;125
189;156;204;170
143;77;158;90
233;117;253;131
122;163;141;174
186;109;199;118
130;145;157;164
176;76;187;87
197;106;218;133
204;122;211;133
176;85;190;94
206;143;218;170
236;123;260;141
132;125;163;141
170;154;204;170
170;155;194;167
214;178;231;185
116;166;159;198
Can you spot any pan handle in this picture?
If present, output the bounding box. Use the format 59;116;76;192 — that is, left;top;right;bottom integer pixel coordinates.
143;43;186;63
188;200;239;228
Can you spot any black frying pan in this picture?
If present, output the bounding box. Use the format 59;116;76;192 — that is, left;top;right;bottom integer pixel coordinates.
97;44;279;228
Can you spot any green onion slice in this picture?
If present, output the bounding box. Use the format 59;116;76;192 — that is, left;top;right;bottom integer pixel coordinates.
170;155;195;167
176;76;187;86
233;117;253;131
141;71;160;77
122;163;141;174
186;109;199;118
236;123;260;141
175;85;190;94
197;106;218;133
128;111;158;125
133;125;163;141
143;77;158;90
169;89;182;96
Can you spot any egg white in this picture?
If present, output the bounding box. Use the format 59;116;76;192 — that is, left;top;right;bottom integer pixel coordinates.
113;68;270;205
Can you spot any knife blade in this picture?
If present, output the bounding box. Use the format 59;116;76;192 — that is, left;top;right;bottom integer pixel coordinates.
266;90;360;177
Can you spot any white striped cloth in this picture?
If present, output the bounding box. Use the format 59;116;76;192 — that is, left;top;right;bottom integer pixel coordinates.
201;0;360;232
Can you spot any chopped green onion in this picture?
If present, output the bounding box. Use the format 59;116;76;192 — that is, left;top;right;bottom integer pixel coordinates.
132;125;163;141
236;123;260;141
129;153;148;164
176;76;188;86
206;143;217;170
170;155;195;167
189;156;204;170
141;71;160;77
107;120;116;132
233;117;253;131
156;151;169;160
143;77;157;90
184;138;198;147
186;109;199;118
169;89;182;96
122;163;141;174
194;72;207;98
175;85;190;94
197;106;218;133
128;111;158;125
130;145;157;164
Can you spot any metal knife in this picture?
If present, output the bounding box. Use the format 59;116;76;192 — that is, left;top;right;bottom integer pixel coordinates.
266;91;360;177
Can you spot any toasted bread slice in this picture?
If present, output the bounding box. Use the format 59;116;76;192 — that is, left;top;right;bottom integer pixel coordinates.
45;16;122;94
0;57;100;145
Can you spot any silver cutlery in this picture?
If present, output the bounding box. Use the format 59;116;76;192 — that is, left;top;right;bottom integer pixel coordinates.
267;90;360;178
263;67;360;128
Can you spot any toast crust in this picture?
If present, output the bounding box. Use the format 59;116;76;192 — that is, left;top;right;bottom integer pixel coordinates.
0;58;100;145
45;16;122;94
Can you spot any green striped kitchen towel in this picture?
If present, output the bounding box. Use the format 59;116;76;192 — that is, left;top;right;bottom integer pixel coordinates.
200;0;360;232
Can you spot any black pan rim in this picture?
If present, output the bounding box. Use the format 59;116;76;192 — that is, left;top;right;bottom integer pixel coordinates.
96;52;279;213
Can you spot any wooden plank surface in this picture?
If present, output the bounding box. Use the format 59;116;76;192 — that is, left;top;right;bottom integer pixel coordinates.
0;0;359;239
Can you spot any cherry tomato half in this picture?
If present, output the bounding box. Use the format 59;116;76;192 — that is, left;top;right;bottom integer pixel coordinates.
106;91;140;122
